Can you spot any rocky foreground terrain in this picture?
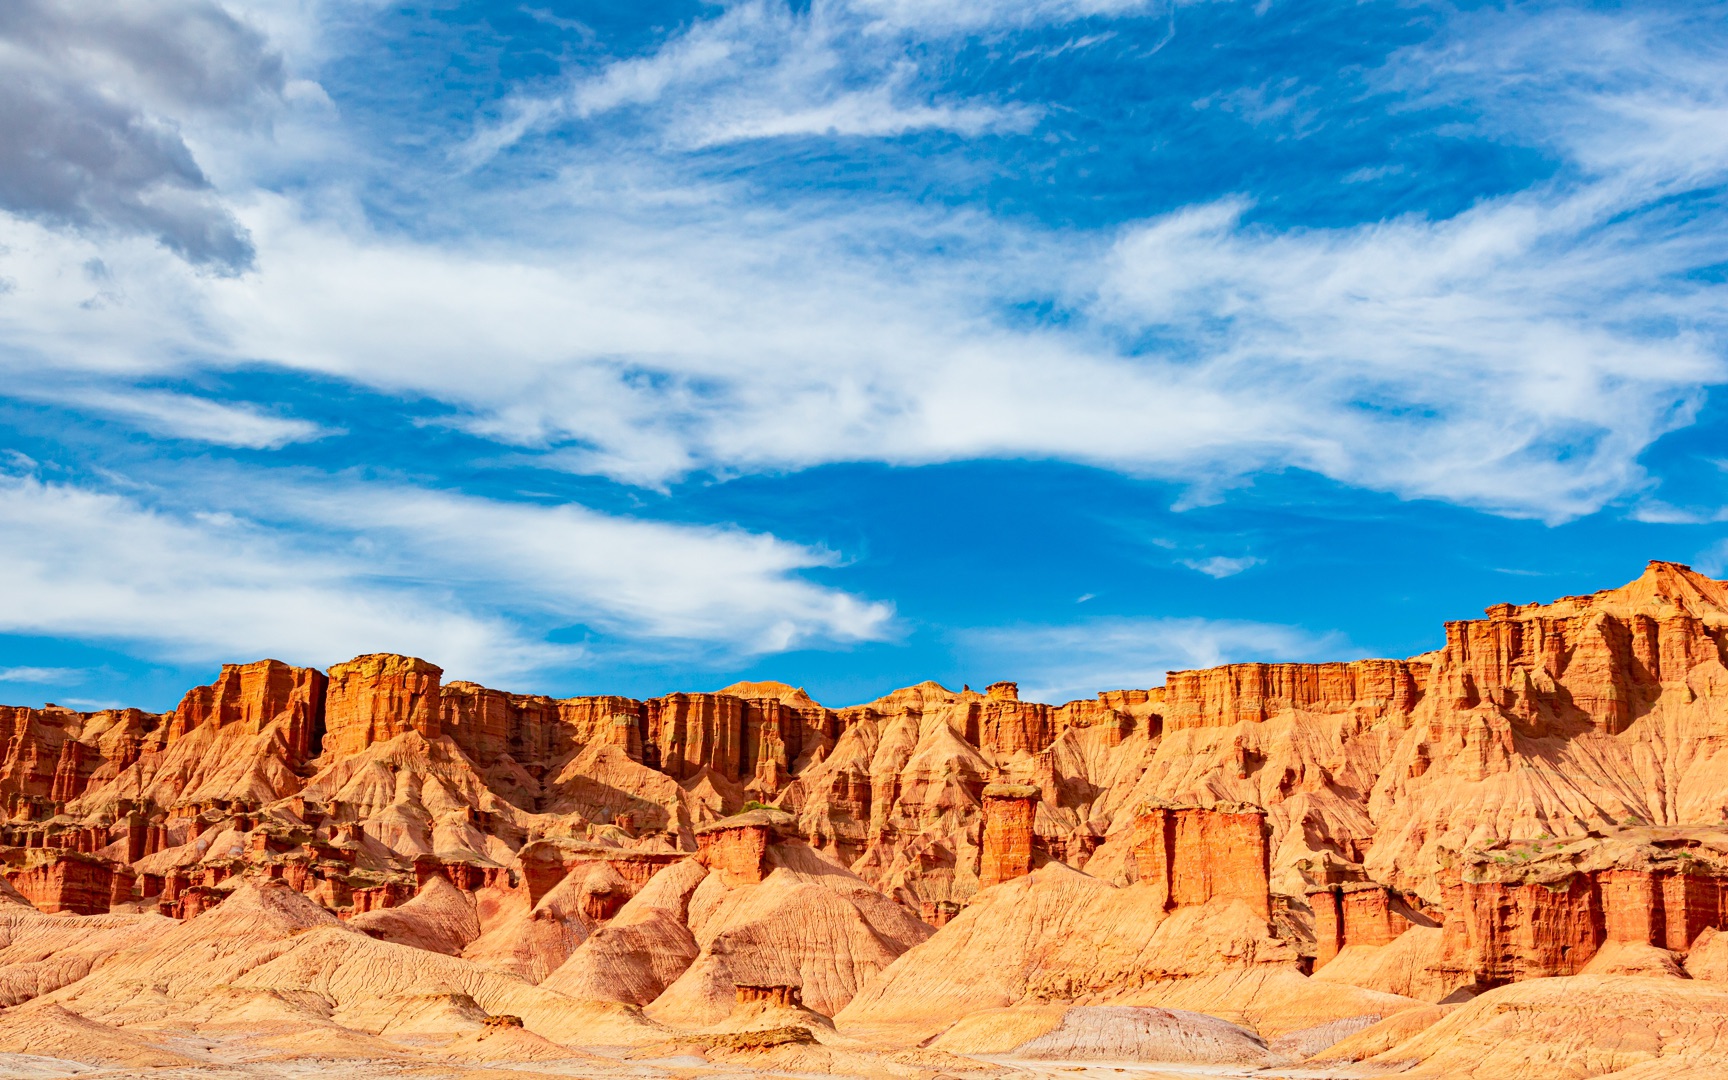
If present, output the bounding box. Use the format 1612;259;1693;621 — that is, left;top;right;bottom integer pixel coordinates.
6;562;1728;1077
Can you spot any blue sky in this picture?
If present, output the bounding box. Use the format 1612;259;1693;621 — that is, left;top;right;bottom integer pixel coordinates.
2;0;1727;710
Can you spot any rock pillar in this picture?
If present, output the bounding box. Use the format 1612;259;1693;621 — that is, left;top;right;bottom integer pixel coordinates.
978;783;1040;889
1131;803;1270;917
1309;885;1344;969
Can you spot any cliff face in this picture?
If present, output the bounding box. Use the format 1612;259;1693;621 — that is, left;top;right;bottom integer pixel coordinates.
323;653;442;757
7;560;1728;1013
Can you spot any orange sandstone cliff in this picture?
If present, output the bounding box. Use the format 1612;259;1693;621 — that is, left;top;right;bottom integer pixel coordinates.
4;562;1728;1074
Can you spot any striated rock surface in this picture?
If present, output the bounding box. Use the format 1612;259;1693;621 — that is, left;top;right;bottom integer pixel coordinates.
323;654;443;757
7;562;1728;1076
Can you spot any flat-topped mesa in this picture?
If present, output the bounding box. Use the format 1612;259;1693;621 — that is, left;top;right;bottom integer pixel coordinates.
1308;882;1428;969
516;838;684;904
412;853;508;892
1439;831;1728;984
1160;660;1426;731
977;783;1040;889
1;705;157;803
1434;561;1728;735
1131;802;1270;917
167;660;327;760
696;808;795;886
321;654;442;758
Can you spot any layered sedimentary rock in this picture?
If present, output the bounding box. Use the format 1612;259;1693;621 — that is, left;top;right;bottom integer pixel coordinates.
977;783;1039;889
168;660;326;761
2;851;115;915
695;809;793;887
1436;829;1728;985
1131;803;1270;917
322;654;442;757
1309;883;1428;969
7;562;1728;1075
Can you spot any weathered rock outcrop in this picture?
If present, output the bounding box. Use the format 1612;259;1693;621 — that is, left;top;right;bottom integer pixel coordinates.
1436;829;1728;985
168;660;326;763
8;562;1728;1075
322;654;443;757
2;851;116;915
977;783;1039;889
1131;803;1270;917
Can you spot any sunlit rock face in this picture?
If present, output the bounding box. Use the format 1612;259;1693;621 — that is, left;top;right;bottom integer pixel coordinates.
8;562;1728;1075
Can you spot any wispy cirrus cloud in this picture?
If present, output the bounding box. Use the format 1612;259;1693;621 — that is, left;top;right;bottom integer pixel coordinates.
1182;555;1261;579
459;0;1049;165
0;666;87;684
2;0;1727;702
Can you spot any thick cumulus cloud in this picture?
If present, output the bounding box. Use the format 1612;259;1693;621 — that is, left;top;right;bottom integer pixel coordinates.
0;0;282;270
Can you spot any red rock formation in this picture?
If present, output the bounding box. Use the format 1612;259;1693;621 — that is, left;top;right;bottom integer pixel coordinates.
1440;872;1603;983
322;654;441;758
3;851;115;915
412;853;506;892
517;839;684;905
1309;882;1421;969
12;558;1728;1028
439;681;567;767
1438;835;1728;984
696;809;791;887
978;783;1040;889
1131;804;1270;917
1161;659;1425;731
735;984;802;1007
160;884;226;920
346;880;416;915
168;660;327;761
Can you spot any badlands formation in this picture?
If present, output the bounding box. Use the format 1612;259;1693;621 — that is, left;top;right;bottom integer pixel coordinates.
6;563;1728;1077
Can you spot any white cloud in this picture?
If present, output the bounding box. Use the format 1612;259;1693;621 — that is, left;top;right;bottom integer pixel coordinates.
852;0;1165;32
0;666;87;684
55;388;323;448
0;1;1724;529
1181;555;1261;578
0;470;892;684
960;616;1350;704
0;0;284;269
461;0;1045;163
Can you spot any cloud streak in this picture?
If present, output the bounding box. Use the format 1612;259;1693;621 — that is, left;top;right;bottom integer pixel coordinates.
0;469;893;683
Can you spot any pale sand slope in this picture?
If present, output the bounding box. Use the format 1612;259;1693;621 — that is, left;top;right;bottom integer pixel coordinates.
542;856;705;1004
646;840;933;1026
542;842;929;1026
838;861;1419;1047
0;905;169;1007
38;880;667;1047
932;1004;1283;1066
460;858;621;981
347;873;482;955
1360;974;1728;1078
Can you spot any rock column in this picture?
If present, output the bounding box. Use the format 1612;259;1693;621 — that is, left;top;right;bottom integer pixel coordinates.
978;783;1040;889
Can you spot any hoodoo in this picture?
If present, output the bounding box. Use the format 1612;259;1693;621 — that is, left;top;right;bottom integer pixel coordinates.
5;562;1728;1074
977;783;1040;888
